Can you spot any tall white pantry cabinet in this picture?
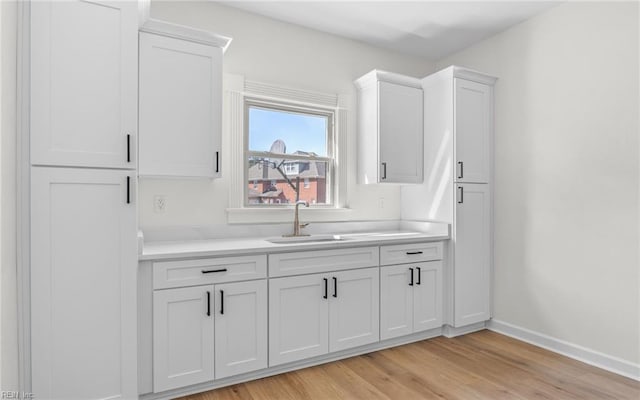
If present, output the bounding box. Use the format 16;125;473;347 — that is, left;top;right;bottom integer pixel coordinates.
29;1;138;399
401;66;497;329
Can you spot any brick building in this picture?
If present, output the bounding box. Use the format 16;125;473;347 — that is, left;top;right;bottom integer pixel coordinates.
247;152;327;205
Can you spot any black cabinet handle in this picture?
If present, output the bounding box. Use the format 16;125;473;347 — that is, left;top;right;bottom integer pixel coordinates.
416;267;421;285
126;176;130;204
216;151;219;173
201;268;227;274
457;161;463;179
332;277;337;298
206;291;211;316
381;162;387;180
220;290;224;315
409;268;414;286
458;186;464;204
406;251;423;255
126;134;131;163
323;278;328;299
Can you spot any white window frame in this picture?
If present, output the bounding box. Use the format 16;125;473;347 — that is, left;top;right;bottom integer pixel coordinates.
224;74;351;224
244;99;335;208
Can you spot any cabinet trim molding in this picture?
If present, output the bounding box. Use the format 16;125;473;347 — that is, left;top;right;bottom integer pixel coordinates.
451;66;498;86
354;69;422;89
140;18;232;51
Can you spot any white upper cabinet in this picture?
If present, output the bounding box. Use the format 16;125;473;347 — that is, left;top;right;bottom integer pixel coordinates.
454;78;492;183
355;70;423;184
138;21;231;178
30;1;138;169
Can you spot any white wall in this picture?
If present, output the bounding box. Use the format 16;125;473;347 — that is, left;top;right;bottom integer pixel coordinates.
141;1;435;230
1;0;19;391
437;2;639;365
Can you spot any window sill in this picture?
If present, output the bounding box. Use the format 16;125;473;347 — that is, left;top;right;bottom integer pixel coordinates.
226;207;353;225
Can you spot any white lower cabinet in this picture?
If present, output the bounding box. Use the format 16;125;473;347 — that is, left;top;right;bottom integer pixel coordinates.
269;273;329;366
269;267;380;366
214;280;268;379
31;167;137;400
145;242;447;394
329;268;380;352
153;280;268;392
153;285;215;392
380;261;443;340
454;183;491;327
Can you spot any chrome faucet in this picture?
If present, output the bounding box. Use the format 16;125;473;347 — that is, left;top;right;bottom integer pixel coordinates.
285;200;310;237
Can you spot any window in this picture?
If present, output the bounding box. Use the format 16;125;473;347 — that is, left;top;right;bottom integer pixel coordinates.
245;100;334;207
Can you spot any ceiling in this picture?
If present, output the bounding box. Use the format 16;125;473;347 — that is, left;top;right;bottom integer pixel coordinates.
219;1;561;60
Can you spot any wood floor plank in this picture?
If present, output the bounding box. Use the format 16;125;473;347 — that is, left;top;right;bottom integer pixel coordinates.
178;330;640;400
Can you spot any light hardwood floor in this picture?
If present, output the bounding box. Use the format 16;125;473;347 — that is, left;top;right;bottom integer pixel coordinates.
179;330;640;400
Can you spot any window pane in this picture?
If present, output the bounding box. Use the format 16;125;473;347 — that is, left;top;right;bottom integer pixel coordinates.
247;156;329;205
248;106;328;157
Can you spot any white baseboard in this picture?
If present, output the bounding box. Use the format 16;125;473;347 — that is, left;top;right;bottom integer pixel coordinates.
487;319;640;381
442;321;487;338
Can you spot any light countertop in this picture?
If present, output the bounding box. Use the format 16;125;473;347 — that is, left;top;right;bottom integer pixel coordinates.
140;230;449;261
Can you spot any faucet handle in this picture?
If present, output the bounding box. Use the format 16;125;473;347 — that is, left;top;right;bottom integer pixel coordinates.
299;223;310;229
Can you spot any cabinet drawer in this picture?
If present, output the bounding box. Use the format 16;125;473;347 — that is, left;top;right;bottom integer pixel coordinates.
269;247;379;277
380;242;443;266
153;255;267;289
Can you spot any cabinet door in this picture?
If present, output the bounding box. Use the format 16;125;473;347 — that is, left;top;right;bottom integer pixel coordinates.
269;274;329;366
153;286;215;392
413;261;443;332
454;78;491;183
378;81;423;183
214;280;268;379
139;32;222;178
380;265;414;340
454;184;491;327
31;167;137;399
30;1;137;168
329;268;379;352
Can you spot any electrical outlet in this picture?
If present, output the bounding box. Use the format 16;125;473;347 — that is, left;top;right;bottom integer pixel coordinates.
154;195;166;213
378;197;385;209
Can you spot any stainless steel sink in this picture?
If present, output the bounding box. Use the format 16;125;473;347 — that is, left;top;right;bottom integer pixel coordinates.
266;234;351;244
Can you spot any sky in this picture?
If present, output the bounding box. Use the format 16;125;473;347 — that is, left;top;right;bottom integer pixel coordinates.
248;107;328;156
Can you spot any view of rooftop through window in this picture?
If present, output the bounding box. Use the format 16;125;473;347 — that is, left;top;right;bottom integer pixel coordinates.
246;104;333;206
248;107;328;156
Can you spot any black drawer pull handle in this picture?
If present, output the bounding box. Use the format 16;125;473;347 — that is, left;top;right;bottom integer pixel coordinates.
216;151;219;173
202;268;227;274
406;251;423;255
323;278;328;299
220;290;224;315
416;267;421;285
127;134;131;163
333;277;337;298
206;291;211;316
409;268;414;286
126;176;131;204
